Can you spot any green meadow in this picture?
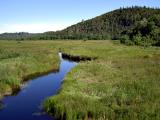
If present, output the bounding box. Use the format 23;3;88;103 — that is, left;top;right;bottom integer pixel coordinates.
44;40;160;120
0;40;160;120
0;40;59;99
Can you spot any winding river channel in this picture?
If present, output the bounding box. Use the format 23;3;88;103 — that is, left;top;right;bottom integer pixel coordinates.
0;53;77;120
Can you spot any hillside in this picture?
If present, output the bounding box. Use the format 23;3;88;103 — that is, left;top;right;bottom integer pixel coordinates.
58;6;160;46
0;6;160;46
62;6;160;37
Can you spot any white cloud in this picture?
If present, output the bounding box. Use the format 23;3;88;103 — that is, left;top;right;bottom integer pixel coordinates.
0;23;70;33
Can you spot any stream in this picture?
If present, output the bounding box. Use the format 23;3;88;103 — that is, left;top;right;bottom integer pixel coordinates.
0;53;77;120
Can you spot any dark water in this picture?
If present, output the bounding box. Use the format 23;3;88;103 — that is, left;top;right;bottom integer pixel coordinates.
0;53;77;120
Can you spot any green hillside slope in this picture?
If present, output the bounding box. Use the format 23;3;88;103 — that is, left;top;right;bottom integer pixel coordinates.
0;6;160;46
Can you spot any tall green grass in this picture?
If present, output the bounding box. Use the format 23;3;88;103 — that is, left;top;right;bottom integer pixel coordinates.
0;40;159;119
44;40;160;120
0;40;60;98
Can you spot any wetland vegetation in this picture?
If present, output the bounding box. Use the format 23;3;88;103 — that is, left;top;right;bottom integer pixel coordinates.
43;40;160;120
0;40;160;120
0;41;59;99
0;6;160;120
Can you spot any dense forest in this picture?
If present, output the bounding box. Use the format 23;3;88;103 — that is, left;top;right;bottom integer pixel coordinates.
0;6;160;46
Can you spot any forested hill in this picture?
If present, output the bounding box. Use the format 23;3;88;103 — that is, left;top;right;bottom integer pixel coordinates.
0;6;160;46
58;6;160;46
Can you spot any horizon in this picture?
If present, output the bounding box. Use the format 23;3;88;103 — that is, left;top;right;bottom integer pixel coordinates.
0;0;160;34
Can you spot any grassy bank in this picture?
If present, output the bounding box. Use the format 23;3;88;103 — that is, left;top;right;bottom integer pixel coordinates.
0;40;160;119
0;40;60;99
44;40;160;120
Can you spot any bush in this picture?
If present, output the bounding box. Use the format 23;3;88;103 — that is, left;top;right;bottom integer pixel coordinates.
141;36;153;47
132;34;153;47
120;35;134;45
132;34;142;45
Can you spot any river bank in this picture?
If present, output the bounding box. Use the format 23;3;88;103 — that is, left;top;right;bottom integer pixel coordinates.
0;41;60;99
0;40;160;120
0;52;77;120
44;40;160;120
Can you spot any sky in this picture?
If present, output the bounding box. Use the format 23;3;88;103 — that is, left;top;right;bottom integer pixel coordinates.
0;0;160;33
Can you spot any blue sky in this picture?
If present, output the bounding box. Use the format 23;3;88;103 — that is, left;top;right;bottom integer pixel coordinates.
0;0;160;33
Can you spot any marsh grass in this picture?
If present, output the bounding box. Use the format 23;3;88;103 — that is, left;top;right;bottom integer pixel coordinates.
0;40;60;98
44;40;160;120
0;40;159;119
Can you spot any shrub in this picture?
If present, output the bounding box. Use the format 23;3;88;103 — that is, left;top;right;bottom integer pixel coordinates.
132;34;142;45
120;35;134;45
141;36;153;47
